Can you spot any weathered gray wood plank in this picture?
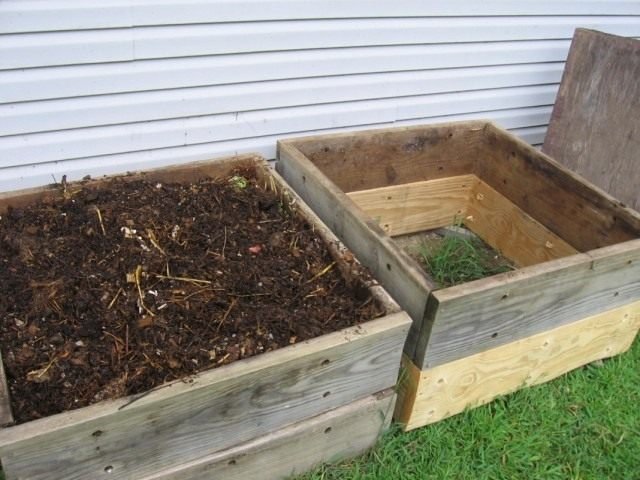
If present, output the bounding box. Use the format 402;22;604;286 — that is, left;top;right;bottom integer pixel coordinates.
277;142;432;360
543;29;640;212
143;390;396;480
0;354;13;427
415;239;640;368
0;313;410;480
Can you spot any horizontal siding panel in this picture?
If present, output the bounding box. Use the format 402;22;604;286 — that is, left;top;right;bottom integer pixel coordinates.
0;40;572;103
3;17;640;69
0;63;563;136
3;0;640;33
0;88;556;165
0;107;549;192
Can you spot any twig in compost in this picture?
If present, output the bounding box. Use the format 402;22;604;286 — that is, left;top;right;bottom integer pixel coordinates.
155;274;212;285
215;298;238;333
221;226;228;259
107;288;123;310
306;262;336;284
146;229;166;255
135;265;155;317
94;207;106;236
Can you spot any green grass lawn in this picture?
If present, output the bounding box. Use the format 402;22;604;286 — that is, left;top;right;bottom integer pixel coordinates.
299;338;640;480
1;340;637;480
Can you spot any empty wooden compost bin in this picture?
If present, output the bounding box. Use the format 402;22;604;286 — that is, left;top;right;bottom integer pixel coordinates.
0;155;410;479
277;121;640;431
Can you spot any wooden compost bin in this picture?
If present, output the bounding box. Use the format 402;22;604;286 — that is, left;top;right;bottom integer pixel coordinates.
277;121;640;431
0;155;411;480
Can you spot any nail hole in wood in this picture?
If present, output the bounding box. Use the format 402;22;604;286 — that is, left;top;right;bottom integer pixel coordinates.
491;332;498;339
323;391;331;398
104;466;114;474
302;175;306;183
324;427;332;434
501;293;509;300
92;430;104;438
614;292;619;297
321;359;330;366
228;459;237;466
386;263;391;271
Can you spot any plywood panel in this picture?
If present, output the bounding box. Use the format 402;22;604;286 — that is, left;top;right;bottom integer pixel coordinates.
466;178;579;266
347;175;477;236
543;29;640;211
398;301;640;430
144;390;395;480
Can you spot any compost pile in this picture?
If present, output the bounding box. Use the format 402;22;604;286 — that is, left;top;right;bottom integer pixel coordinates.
0;168;383;424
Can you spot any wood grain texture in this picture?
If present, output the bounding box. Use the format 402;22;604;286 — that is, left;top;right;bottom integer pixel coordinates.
0;355;13;427
0;313;410;480
143;390;396;480
543;29;640;211
466;178;579;267
277;143;433;359
416;239;640;368
397;301;640;430
479;123;640;252
347;175;476;236
285;121;485;193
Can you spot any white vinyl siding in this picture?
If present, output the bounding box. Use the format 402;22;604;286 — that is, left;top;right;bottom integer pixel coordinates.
1;1;639;191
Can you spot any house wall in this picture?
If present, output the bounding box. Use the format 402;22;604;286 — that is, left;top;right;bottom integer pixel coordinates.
1;1;640;191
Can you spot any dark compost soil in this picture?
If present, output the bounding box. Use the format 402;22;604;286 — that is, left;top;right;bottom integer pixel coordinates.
0;168;383;424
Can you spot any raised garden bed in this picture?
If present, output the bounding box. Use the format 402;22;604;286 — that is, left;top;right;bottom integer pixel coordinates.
277;121;640;431
0;155;411;479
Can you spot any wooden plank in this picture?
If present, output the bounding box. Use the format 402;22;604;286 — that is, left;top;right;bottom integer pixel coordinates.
283;121;484;193
478;123;640;252
543;29;640;212
397;301;640;430
414;239;640;369
277;142;433;359
347;175;476;236
0;313;410;480
422;243;633;368
0;355;13;427
466;178;579;267
143;390;395;480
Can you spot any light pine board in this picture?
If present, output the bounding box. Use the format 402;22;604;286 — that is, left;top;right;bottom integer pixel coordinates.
417;239;640;368
347;175;476;236
143;390;396;480
543;29;640;212
466;178;579;267
0;314;409;480
397;301;640;430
